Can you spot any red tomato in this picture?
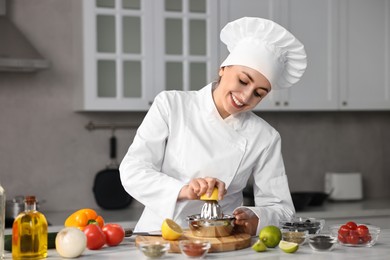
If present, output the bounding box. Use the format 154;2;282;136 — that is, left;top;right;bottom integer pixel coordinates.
338;233;347;243
346;221;357;230
356;225;369;237
360;234;372;244
346;234;359;244
84;224;106;250
338;224;350;237
102;224;125;246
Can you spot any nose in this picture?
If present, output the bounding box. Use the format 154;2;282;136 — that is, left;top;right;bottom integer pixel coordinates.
240;87;253;103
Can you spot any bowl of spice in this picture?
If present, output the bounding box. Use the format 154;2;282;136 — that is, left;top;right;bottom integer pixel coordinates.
137;241;170;259
179;240;211;258
308;234;337;251
279;217;325;234
281;229;308;245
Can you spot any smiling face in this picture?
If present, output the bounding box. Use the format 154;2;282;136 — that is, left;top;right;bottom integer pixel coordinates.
212;65;271;119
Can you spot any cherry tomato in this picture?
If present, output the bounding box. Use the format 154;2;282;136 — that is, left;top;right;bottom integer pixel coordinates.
102;224;125;246
83;224;106;250
360;234;372;244
338;224;350;237
346;234;359;244
346;221;357;230
338;233;347;243
356;225;369;237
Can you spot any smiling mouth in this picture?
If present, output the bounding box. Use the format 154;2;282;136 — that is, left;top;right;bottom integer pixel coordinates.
231;93;244;108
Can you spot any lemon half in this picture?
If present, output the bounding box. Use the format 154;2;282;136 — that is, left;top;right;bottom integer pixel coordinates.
161;218;183;241
252;239;267;252
200;187;219;201
279;241;299;253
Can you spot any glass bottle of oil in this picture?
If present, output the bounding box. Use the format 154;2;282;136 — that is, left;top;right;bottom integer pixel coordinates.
12;196;48;259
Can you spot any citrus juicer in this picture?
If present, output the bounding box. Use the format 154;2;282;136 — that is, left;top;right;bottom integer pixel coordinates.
200;188;223;219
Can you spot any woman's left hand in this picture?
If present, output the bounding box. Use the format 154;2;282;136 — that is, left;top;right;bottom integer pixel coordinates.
233;208;259;236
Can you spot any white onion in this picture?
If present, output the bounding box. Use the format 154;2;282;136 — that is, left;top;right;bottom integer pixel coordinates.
56;227;87;258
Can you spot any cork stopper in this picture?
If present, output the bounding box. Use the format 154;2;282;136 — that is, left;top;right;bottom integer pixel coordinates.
24;195;37;205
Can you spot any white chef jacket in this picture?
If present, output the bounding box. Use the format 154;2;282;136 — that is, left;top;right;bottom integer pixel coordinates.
119;83;295;235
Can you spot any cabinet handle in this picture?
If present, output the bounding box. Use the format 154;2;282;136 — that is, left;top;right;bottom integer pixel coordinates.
275;101;280;106
284;101;289;106
149;101;153;106
342;101;347;106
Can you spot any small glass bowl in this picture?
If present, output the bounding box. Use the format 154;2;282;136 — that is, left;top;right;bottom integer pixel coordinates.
279;217;325;234
281;229;308;245
137;241;170;259
308;234;337;251
329;224;381;247
179;240;211;258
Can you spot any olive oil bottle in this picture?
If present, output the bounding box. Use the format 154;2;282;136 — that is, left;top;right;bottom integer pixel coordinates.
12;196;48;259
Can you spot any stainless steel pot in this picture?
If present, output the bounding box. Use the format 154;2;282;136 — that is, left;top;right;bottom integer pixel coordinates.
5;195;25;219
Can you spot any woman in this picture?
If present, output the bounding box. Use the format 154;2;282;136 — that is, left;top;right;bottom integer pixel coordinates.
119;17;307;235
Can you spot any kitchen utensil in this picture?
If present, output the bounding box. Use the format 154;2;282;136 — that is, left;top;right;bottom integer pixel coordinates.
124;229;162;237
187;214;235;237
200;200;223;219
135;230;251;253
93;133;132;209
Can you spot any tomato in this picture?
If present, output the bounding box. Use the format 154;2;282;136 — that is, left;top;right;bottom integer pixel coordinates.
338;224;350;237
346;221;357;230
102;224;125;247
338;233;347;243
360;234;372;244
83;224;106;250
346;234;359;244
356;225;369;237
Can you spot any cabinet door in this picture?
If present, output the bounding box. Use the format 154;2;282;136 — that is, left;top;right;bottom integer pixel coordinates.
339;0;390;110
80;0;155;111
153;0;219;94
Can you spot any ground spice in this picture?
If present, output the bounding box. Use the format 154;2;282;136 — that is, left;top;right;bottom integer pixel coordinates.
141;244;166;258
309;235;335;250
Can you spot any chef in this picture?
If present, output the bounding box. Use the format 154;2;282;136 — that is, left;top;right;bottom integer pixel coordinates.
120;17;307;235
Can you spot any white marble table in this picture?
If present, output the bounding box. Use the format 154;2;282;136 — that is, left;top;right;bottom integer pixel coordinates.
4;229;390;260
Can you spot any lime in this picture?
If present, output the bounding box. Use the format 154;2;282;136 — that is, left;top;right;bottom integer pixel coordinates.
200;187;219;201
259;225;282;248
251;239;267;252
279;241;299;253
161;218;183;241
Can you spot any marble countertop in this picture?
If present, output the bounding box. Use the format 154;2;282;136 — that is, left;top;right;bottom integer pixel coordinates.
4;229;390;259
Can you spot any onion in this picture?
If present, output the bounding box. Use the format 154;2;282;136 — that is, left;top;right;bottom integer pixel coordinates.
56;227;87;258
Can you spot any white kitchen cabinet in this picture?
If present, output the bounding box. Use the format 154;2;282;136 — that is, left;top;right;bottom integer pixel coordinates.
77;0;219;111
338;0;390;110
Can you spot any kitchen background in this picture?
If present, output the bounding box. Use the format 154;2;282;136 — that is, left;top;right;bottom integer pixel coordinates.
1;0;389;215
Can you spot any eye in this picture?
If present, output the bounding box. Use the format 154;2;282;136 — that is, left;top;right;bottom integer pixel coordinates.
239;79;248;85
254;91;262;98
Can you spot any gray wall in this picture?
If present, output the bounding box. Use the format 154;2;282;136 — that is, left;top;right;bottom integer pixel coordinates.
1;1;389;213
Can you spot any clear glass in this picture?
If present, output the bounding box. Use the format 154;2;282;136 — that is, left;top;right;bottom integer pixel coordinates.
165;18;182;55
98;60;116;97
96;0;115;8
123;16;141;54
12;196;48;260
165;0;182;12
122;0;140;9
189;0;206;13
190;62;206;90
123;61;142;97
189;19;206;55
97;15;116;53
166;62;183;90
0;184;5;260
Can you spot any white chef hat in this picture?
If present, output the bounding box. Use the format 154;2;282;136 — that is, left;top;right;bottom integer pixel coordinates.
220;17;307;89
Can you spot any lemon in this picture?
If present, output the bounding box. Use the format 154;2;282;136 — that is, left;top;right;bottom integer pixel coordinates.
259;225;282;248
161;218;183;241
200;187;219;201
251;239;267;252
279;241;299;253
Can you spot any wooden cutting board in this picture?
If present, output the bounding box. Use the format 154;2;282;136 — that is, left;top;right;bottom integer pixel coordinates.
135;230;252;253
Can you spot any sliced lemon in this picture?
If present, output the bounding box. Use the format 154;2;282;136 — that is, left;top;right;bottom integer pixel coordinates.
161;218;183;241
279;240;299;253
200;187;219;201
252;239;267;252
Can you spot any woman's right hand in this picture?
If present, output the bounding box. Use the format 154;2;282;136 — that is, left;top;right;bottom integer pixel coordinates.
178;177;226;201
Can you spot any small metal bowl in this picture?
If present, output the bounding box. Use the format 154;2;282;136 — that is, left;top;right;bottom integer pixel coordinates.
187;214;235;237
